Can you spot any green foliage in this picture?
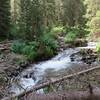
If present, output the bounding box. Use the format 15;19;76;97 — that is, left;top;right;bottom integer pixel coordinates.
96;11;100;17
50;26;66;37
88;10;100;41
0;37;6;42
51;26;65;33
10;24;20;39
22;41;39;60
11;41;26;54
41;0;56;27
64;27;88;43
43;86;53;94
12;41;38;60
85;0;100;20
44;47;54;57
62;0;86;27
10;0;43;40
64;31;78;43
11;33;58;60
43;84;57;94
40;33;58;50
96;39;100;63
10;0;87;41
0;0;10;37
85;0;100;40
96;41;100;53
90;17;100;33
38;33;58;58
89;10;100;34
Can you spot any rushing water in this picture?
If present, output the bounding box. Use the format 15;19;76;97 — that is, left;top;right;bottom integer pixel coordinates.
9;42;97;96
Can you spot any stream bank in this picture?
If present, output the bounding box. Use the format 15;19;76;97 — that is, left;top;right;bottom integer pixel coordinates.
8;42;99;98
0;40;99;99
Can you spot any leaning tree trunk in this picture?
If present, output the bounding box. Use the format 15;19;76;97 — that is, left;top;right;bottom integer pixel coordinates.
26;86;100;100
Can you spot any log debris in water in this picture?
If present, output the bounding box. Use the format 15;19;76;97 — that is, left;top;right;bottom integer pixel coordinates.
2;66;100;100
26;86;100;100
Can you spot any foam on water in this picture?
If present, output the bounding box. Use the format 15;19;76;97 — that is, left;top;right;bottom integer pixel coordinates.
10;49;79;95
10;78;35;95
9;42;96;95
78;42;96;49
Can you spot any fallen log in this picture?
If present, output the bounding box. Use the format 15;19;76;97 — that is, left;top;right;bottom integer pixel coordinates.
2;66;100;100
26;86;100;100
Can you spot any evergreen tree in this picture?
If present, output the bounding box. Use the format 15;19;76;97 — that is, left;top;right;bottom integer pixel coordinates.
55;0;63;25
62;0;86;27
16;0;43;39
41;0;56;28
11;0;20;24
85;0;100;20
0;0;10;37
85;0;100;37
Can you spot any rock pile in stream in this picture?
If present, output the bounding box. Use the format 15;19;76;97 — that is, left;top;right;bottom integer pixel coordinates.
70;49;98;65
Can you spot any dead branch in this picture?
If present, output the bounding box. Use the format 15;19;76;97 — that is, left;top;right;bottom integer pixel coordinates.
2;66;100;100
26;86;100;100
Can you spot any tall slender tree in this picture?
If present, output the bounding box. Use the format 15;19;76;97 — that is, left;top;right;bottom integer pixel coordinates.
11;0;20;24
62;0;86;27
85;0;100;37
41;0;56;28
16;0;43;39
0;0;10;37
85;0;100;20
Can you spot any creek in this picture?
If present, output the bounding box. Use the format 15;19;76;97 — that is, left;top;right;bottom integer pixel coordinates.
9;42;98;96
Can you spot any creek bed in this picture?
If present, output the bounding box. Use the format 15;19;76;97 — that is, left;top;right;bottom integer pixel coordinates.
8;42;100;97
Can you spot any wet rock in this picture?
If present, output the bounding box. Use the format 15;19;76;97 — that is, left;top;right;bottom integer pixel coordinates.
57;36;88;51
70;49;98;64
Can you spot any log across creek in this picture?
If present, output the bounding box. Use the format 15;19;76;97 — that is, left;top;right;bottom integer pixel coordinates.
2;66;100;100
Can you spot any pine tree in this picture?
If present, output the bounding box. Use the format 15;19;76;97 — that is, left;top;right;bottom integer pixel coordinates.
62;0;86;27
41;0;56;28
0;0;10;37
11;0;20;24
17;0;43;39
85;0;100;20
85;0;100;37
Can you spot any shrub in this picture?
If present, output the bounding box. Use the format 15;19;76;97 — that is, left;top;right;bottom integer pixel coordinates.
11;40;26;54
11;40;38;61
11;36;58;61
39;32;58;57
22;41;39;60
90;17;100;33
96;41;100;53
64;31;78;43
64;27;88;43
11;31;58;61
96;42;100;62
44;46;54;57
64;27;79;43
51;26;66;36
40;33;58;50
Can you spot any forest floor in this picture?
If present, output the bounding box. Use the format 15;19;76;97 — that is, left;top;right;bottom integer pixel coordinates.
0;40;29;98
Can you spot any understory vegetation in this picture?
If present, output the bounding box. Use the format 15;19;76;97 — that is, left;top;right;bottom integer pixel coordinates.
64;27;89;43
0;0;100;60
96;41;100;53
11;32;58;61
1;0;100;99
